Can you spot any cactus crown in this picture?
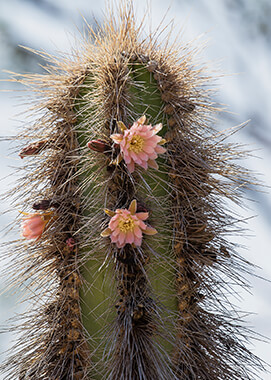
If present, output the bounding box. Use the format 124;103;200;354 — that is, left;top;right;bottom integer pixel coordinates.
1;2;265;380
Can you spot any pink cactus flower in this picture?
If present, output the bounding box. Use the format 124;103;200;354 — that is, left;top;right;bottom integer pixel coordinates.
110;115;166;173
21;213;49;240
101;199;157;248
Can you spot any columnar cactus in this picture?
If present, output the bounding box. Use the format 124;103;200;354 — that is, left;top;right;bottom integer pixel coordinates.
1;3;265;380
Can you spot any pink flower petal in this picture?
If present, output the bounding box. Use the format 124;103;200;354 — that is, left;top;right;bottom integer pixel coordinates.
134;236;142;246
133;226;142;238
118;232;126;245
123;153;132;164
140;161;148;170
147;135;161;145
27;218;44;230
147;159;159;170
139;131;152;139
127;161;135;173
133;156;143;165
155;145;167;154
138;220;147;230
128;151;138;161
143;145;155;154
109;219;119;230
110;133;123;144
126;231;134;244
136;212;149;220
111;228;120;237
120;140;127;150
111;234;119;243
122;210;130;216
148;151;158;160
137;151;149;161
21;214;46;240
22;225;32;238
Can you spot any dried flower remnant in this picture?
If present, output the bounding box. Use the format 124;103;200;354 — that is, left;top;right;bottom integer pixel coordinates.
110;115;166;172
101;199;157;248
87;139;111;153
19;140;49;159
21;213;51;240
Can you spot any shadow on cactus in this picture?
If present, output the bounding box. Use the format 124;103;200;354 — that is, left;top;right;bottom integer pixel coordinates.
0;1;267;379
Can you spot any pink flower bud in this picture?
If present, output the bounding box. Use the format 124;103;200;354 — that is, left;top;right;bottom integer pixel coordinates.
21;214;47;240
66;237;75;250
87;139;111;153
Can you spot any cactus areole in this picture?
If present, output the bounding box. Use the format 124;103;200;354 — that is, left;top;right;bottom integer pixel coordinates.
2;3;265;380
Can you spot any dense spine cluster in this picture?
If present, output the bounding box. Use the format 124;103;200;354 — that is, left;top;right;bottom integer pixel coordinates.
1;3;265;380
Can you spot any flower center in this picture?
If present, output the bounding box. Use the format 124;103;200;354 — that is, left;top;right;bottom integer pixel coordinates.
128;135;144;153
118;216;135;232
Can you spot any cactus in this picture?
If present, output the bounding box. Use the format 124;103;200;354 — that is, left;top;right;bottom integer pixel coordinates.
1;2;266;380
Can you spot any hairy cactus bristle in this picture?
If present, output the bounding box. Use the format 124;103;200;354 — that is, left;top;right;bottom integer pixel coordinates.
0;2;266;380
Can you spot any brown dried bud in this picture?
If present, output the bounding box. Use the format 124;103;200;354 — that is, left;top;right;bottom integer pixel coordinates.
161;92;173;102
136;203;148;213
132;303;144;321
180;100;195;113
87;139;111;153
168;117;177;127
32;199;59;210
67;329;80;341
19;140;49;159
164;104;174;115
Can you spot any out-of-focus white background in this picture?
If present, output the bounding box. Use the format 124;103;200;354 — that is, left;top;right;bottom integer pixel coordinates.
0;0;270;378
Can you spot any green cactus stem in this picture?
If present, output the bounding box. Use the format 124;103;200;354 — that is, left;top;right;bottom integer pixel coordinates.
1;3;266;380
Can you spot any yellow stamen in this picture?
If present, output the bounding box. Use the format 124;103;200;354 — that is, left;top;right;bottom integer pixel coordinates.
118;217;135;232
128;135;144;153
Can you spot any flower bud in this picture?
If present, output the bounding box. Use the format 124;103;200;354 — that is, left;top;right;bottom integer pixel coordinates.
87;139;111;153
66;237;76;250
19;140;48;159
32;200;59;210
21;214;47;240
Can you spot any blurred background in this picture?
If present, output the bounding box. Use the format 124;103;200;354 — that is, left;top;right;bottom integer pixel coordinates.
0;0;270;378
